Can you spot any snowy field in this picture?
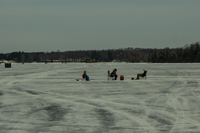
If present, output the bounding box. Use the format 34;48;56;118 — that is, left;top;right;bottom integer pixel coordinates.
0;63;200;133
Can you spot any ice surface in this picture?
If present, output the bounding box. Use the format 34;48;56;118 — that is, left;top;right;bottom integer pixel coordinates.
0;63;200;133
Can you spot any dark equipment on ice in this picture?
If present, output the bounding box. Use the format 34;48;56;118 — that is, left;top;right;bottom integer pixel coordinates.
120;75;124;80
107;70;113;80
5;63;11;68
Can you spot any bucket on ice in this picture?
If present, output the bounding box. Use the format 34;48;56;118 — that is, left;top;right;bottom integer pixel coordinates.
120;75;124;80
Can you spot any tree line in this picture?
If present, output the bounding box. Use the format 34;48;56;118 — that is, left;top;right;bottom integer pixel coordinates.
0;42;200;63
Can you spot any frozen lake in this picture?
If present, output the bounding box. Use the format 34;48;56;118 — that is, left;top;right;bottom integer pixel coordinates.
0;63;200;133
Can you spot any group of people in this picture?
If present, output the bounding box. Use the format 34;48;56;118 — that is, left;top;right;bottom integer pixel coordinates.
109;68;147;80
82;69;147;81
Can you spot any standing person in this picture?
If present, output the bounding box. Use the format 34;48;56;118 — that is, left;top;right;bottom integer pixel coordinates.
136;69;147;80
82;70;89;81
110;69;118;80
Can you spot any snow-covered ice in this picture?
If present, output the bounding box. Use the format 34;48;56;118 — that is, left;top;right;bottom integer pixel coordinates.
0;63;200;133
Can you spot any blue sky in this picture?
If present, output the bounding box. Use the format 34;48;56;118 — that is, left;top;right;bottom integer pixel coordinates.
0;0;200;53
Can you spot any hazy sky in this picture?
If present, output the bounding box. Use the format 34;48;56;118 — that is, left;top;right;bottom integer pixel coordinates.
0;0;200;53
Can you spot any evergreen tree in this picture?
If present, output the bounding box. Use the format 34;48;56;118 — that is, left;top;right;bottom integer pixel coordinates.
108;51;113;62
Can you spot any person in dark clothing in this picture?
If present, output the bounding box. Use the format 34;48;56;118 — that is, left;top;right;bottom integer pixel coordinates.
136;69;147;80
110;69;118;80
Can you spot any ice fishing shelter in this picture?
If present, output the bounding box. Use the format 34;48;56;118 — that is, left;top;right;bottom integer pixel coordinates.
5;63;11;68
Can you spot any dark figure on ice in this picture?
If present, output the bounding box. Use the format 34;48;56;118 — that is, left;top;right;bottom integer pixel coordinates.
82;70;87;78
82;70;89;81
136;69;147;80
110;69;118;80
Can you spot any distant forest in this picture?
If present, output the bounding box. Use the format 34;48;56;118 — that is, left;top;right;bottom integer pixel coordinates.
0;42;200;63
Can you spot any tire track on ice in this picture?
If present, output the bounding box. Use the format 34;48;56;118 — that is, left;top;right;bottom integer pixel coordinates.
73;99;156;133
166;93;185;132
45;92;157;132
165;70;200;132
165;71;188;132
43;79;157;133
